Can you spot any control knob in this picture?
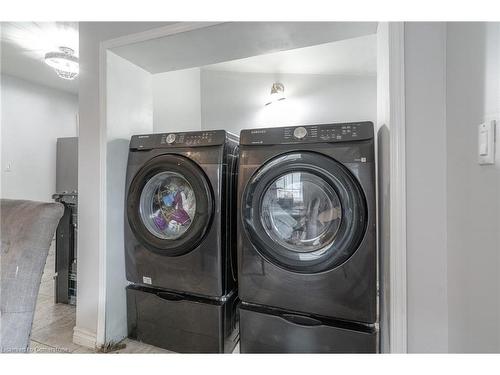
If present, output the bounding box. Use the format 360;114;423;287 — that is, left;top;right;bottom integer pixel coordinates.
165;134;176;144
293;126;308;139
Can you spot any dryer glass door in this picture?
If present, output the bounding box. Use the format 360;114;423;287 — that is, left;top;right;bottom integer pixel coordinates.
127;154;213;256
242;152;367;273
260;172;342;253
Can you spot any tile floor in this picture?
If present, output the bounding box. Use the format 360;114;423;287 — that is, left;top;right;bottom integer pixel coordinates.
29;242;240;354
29;242;172;354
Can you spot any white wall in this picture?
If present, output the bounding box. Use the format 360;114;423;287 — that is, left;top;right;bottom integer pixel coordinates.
405;22;449;353
1;74;78;202
200;70;376;134
446;22;500;353
404;22;500;353
105;51;153;343
77;22;172;348
152;68;376;135
153;68;201;132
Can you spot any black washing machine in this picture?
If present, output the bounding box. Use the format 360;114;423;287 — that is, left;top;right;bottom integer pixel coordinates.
237;122;378;353
125;130;239;353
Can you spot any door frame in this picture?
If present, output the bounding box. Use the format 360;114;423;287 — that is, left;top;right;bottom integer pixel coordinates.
95;22;407;352
386;22;407;353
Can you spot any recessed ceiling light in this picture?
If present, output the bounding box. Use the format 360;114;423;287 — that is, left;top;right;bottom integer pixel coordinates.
44;46;79;80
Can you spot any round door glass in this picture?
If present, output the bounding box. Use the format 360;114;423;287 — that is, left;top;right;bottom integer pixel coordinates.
139;171;196;240
260;172;342;253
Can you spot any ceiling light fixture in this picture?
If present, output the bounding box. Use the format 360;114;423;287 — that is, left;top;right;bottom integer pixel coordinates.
44;46;79;80
265;82;286;106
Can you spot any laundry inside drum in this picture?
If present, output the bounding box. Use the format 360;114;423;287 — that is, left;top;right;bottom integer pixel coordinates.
139;171;197;239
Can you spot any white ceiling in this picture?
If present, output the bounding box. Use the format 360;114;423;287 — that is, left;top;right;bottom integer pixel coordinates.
0;22;377;96
1;22;79;94
112;22;377;74
202;34;377;76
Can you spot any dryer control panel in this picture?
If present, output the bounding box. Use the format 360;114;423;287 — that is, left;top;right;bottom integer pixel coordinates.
130;130;230;150
240;122;374;145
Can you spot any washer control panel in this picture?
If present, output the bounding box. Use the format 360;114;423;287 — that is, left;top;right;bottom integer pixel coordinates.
130;130;227;150
240;122;373;145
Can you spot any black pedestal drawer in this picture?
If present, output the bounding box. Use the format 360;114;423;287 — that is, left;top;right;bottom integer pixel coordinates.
239;303;378;353
126;285;239;353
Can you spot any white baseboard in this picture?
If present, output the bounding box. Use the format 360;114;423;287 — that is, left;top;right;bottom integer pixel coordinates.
73;326;97;349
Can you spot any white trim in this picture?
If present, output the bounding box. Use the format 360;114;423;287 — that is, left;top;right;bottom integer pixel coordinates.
96;22;224;346
96;41;108;347
388;22;407;353
73;327;97;349
101;22;223;50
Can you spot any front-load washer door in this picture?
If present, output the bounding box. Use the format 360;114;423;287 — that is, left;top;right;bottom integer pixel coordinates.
242;151;367;273
127;154;214;256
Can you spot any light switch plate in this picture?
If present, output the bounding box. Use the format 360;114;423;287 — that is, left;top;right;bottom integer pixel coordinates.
478;120;495;165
